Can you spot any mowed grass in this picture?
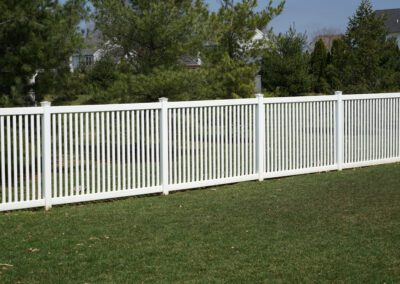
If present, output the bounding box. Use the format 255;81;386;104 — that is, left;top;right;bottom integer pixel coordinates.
1;164;400;283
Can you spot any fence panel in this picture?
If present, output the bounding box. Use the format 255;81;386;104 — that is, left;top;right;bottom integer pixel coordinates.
167;103;258;191
264;99;337;178
50;108;162;205
0;113;44;211
343;97;400;168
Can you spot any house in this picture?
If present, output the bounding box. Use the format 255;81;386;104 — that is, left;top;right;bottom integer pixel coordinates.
252;28;267;42
251;29;269;93
179;54;202;69
69;28;106;72
69;48;103;72
70;45;203;72
375;8;400;46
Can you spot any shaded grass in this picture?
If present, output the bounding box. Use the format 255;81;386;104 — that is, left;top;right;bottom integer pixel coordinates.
1;164;400;283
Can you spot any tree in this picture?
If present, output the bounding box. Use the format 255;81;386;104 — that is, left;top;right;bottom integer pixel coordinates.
92;0;284;101
205;0;284;98
310;38;329;93
91;0;211;102
325;37;348;91
310;27;342;50
262;27;312;96
93;0;208;74
89;67;217;103
207;0;284;62
378;38;400;91
344;0;387;93
0;0;87;106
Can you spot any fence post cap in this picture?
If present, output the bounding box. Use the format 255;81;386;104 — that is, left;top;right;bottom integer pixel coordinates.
334;91;343;96
159;97;168;102
255;93;264;98
40;101;51;107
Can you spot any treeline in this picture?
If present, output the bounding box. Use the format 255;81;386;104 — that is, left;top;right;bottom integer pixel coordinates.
0;0;284;106
263;0;400;96
1;0;399;107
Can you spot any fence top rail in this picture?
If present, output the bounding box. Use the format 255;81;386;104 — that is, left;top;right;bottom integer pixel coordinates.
263;95;336;104
50;102;161;114
167;98;257;108
343;92;400;100
0;107;44;116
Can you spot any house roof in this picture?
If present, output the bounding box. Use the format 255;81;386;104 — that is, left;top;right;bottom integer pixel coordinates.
375;8;400;34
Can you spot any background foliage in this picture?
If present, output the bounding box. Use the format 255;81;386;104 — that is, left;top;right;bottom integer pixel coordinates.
0;0;88;106
1;0;400;106
261;0;400;96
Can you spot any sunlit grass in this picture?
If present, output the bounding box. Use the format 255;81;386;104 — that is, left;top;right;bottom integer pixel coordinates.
0;163;400;283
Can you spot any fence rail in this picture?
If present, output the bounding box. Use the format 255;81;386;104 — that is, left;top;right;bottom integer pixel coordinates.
1;92;400;211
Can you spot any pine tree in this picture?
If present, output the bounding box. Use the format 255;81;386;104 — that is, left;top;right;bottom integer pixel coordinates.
0;0;87;106
93;0;284;101
344;0;387;92
205;0;284;98
92;0;211;102
310;38;329;93
378;38;400;91
93;0;208;74
262;27;312;96
325;38;348;91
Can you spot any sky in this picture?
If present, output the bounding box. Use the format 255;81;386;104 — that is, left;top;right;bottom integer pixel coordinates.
205;0;400;38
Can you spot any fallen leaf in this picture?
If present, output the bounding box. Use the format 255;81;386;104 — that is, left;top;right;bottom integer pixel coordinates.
0;264;13;268
27;248;40;253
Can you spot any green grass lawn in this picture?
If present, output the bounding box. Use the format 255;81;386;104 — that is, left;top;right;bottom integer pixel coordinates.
1;164;400;283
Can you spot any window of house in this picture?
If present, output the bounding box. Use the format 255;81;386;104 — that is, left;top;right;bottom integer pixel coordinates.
84;55;94;66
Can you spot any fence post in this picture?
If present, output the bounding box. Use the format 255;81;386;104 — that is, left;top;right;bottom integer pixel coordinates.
335;91;344;171
41;101;52;210
159;97;169;195
256;94;265;181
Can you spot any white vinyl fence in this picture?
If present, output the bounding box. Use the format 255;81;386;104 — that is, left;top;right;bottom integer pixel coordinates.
1;92;400;211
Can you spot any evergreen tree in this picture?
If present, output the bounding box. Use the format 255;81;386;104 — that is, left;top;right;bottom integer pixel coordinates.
92;0;210;102
328;38;348;69
310;38;329;93
93;0;284;101
206;0;284;98
262;27;312;96
0;0;87;106
93;0;208;74
325;37;348;91
378;38;400;91
344;0;387;93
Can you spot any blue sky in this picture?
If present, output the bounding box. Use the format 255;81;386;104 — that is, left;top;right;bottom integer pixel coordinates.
205;0;400;37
